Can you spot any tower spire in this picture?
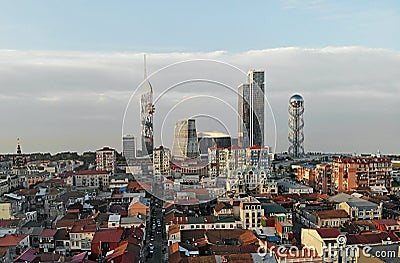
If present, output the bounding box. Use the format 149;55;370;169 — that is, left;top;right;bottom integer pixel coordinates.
144;54;147;79
17;138;22;154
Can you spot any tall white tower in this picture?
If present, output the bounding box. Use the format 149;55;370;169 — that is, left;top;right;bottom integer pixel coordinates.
288;94;305;158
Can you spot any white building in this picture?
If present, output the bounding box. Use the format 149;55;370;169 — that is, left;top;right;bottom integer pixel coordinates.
96;147;116;173
153;146;171;177
108;214;121;228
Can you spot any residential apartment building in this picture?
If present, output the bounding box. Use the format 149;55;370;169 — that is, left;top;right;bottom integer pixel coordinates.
73;170;110;189
69;224;98;251
332;157;392;193
96;147;116;173
239;196;264;230
153;146;171;177
208;146;229;177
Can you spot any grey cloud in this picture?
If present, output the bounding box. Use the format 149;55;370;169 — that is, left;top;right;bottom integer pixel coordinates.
1;47;399;154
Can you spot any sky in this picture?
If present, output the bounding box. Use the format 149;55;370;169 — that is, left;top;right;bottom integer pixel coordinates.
0;1;399;154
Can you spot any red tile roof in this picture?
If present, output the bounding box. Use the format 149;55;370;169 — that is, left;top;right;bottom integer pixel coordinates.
0;234;28;247
372;219;399;226
315;228;341;239
39;229;58;237
70;223;98;233
347;232;400;245
75;170;109;175
14;248;36;262
92;228;124;243
316;210;349;219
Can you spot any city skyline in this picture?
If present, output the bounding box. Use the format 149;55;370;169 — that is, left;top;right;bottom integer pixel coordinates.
1;47;399;154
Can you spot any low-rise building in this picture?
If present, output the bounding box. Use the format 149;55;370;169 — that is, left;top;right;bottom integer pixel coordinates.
108;214;121;228
338;200;383;220
73;170;110;189
70;223;98;251
277;179;313;194
38;229;57;253
301;228;341;257
315;209;349;228
0;234;30;260
239;196;264;231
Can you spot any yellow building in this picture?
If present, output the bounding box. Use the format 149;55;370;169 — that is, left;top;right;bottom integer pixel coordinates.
0;203;13;220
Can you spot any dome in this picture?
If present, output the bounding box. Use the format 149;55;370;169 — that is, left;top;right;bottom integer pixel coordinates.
289;94;304;103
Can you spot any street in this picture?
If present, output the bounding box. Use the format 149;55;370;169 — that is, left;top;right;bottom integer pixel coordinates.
143;196;166;262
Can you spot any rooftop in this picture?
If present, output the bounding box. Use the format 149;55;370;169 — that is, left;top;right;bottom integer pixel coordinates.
316;209;349;219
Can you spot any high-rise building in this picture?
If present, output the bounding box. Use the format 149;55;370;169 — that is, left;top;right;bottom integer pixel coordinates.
153;146;171;176
171;119;200;160
288;94;305;158
122;135;136;163
140;55;154;157
96;147;116;173
238;70;265;148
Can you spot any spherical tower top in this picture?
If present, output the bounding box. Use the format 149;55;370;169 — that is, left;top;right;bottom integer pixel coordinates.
289;94;304;107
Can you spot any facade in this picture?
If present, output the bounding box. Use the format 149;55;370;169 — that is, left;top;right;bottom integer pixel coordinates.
70;224;98;251
288;94;305;158
226;146;246;171
171;119;200;160
73;170;110;189
257;177;278;195
153;146;171;176
274;213;293;243
122;135;136;163
227;167;269;193
332;157;392;193
95;147;116;173
238;70;265;148
298;164;316;188
208;146;229;177
245;145;273;169
315;163;334;194
315;210;349;228
301;228;341;257
38;229;57;253
339;200;383;220
170;216;238;231
239;196;264;230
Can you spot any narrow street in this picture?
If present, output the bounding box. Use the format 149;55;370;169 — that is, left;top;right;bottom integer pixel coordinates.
143;196;166;262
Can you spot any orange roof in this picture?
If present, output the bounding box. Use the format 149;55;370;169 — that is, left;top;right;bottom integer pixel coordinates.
128;182;148;190
39;229;58;237
75;170;109;175
168;224;180;235
316;210;349;219
70;223;98;233
169;241;179;255
129;201;148;209
0;234;28;247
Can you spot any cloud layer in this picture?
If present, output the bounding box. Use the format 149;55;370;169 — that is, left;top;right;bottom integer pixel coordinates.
1;47;399;154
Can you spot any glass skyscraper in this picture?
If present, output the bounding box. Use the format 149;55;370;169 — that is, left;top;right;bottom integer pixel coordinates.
238;70;265;147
